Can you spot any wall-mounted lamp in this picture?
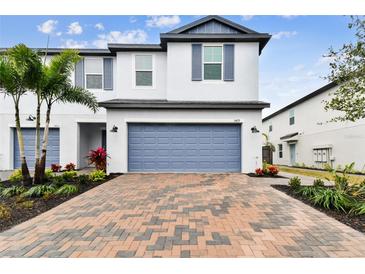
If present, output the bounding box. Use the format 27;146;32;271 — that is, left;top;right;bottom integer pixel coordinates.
110;125;118;133
26;115;36;121
251;126;260;133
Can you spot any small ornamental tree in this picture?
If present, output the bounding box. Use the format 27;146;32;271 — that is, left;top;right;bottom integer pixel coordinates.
87;147;108;171
324;16;365;122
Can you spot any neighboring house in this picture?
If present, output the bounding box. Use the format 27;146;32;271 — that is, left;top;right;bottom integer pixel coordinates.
0;15;271;173
263;82;365;171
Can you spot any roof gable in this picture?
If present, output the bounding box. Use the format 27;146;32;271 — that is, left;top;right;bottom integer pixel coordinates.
168;15;257;34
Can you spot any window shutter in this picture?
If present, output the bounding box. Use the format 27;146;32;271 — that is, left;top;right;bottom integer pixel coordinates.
192;44;202;81
103;58;113;90
75;59;84;88
223;44;234;81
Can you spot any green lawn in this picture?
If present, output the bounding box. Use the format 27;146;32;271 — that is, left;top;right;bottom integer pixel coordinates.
278;165;365;185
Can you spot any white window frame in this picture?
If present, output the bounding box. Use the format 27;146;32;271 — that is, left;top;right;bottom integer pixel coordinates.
133;54;155;89
289;109;295;125
84;57;104;91
202;44;224;82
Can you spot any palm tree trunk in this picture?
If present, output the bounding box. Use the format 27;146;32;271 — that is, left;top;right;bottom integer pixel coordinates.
38;104;51;182
15;104;32;185
33;99;42;184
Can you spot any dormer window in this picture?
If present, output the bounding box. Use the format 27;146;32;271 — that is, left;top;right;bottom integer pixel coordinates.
203;46;223;80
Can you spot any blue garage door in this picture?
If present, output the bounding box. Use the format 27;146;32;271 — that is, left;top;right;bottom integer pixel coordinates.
128;123;241;172
14;128;60;169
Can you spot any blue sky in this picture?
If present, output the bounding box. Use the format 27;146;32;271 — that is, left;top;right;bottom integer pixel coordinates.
0;15;356;116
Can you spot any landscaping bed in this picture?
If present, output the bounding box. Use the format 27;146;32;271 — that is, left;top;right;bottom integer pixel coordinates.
247;173;287;179
0;170;119;233
272;184;365;233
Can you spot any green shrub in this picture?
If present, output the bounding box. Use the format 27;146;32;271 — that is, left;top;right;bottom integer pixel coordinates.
0;203;11;219
17;200;34;209
349;202;365;215
313;178;325;187
76;174;90;185
55;184;78;196
9;169;22;183
51;175;65;187
295;186;319;198
1;186;26;198
22;185;56;198
44;169;54;181
89;170;106;182
289;177;301;189
310;188;353;212
62;171;77;181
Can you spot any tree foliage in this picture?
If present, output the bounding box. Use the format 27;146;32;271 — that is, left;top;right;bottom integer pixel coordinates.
324;16;365;122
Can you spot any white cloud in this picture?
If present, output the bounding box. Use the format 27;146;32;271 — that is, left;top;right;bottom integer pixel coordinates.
95;23;104;31
92;29;148;48
146;15;181;28
61;39;88;48
241;15;254;21
281;15;298;19
37;20;58;34
272;31;298;39
315;56;334;67
67;22;83;35
129;16;137;23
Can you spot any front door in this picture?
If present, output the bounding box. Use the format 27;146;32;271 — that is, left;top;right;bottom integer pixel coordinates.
289;143;296;166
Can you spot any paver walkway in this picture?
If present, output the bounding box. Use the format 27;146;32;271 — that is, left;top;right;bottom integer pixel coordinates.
0;173;365;258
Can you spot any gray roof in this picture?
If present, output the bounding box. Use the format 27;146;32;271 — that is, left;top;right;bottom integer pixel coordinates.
262;82;338;122
98;99;270;110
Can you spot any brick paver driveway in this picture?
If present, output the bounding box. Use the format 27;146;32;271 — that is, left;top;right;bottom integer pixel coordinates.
1;173;365;258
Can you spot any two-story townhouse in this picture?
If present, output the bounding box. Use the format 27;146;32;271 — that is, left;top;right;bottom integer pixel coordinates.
0;15;271;173
262;82;365;171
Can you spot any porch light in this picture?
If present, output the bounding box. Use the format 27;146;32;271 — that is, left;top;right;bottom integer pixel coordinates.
251;126;260;133
110;125;118;132
26;114;36;121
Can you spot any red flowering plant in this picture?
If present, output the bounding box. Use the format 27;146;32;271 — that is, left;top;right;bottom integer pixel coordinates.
87;147;109;171
268;165;279;176
65;162;76;171
255;168;265;176
51;164;62;172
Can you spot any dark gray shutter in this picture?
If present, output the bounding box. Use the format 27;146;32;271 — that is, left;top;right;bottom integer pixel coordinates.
75;59;84;88
223;44;234;81
103;58;113;90
192;44;202;81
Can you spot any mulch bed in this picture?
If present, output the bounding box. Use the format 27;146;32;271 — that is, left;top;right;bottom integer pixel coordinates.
246;173;288;179
272;184;365;234
0;174;119;233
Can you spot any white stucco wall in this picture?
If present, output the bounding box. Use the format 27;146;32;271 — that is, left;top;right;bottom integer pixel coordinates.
263;85;365;170
166;42;259;101
106;109;263;174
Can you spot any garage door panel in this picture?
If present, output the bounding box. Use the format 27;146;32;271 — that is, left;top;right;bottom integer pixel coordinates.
14;128;60;169
128;123;241;172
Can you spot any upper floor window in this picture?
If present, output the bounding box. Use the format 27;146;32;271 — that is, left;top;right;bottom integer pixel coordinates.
203;46;222;80
85;58;103;90
269;124;273;132
289;109;295;125
135;55;153;87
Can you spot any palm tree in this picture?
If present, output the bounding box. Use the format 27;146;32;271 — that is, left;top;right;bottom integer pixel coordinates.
0;44;42;185
34;50;98;183
262;133;276;152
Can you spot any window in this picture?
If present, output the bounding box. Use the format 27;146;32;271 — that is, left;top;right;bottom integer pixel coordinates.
278;144;283;158
203;46;222;80
289;109;295;125
135;55;153;87
269;124;273;132
85;58;103;89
